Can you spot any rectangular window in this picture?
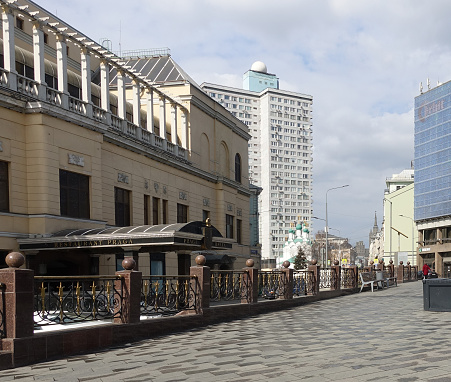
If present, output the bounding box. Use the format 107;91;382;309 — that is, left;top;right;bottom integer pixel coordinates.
237;219;242;244
162;200;168;224
115;187;130;226
16;17;24;30
152;197;159;225
144;195;150;225
59;169;89;219
177;203;188;223
226;214;234;239
0;161;9;212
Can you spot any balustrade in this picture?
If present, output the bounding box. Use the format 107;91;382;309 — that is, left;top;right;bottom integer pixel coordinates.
126;121;137;137
16;74;38;98
210;271;249;302
68;96;87;116
140;275;197;317
92;105;107;123
33;276;123;327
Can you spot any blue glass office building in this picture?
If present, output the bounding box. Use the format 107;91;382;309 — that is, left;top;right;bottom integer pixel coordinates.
414;81;451;222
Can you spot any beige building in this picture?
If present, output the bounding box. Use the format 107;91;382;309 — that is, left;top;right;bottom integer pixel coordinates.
381;168;417;265
0;1;254;275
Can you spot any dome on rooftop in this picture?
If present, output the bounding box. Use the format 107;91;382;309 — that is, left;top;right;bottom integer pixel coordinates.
251;61;267;73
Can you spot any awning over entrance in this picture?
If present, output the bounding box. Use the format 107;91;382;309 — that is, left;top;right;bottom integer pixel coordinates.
18;221;233;254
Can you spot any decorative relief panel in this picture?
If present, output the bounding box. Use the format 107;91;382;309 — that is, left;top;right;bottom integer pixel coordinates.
117;173;129;184
0;141;3;152
68;153;84;167
154;182;159;192
237;208;242;217
179;191;187;200
144;180;149;190
203;198;210;207
227;203;233;212
163;185;167;195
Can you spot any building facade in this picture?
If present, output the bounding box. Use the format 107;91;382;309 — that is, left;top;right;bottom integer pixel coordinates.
382;169;416;265
0;1;254;275
201;62;313;268
415;80;451;276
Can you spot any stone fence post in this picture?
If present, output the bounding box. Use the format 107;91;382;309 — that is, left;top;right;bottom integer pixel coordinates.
387;260;395;278
114;257;142;324
280;261;293;299
397;261;405;284
308;259;320;295
190;255;210;313
242;259;258;304
348;265;359;289
0;252;34;340
331;260;341;290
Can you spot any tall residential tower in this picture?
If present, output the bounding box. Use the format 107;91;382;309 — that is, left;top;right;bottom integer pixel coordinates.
201;62;313;268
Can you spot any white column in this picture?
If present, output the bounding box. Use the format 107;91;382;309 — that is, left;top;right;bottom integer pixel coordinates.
100;59;111;125
146;89;154;133
170;103;177;144
56;33;68;108
32;21;46;100
181;109;188;149
100;60;110;111
159;95;166;139
80;47;92;117
2;5;16;91
132;79;141;127
117;70;126;120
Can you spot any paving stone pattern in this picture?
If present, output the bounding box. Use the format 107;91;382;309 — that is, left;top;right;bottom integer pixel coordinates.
3;281;451;381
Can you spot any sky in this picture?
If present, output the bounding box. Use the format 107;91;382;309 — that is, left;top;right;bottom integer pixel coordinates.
36;0;451;246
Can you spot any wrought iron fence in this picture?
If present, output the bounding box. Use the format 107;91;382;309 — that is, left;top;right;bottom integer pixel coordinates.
319;268;332;289
141;275;197;317
258;271;288;299
293;270;314;295
0;283;5;338
341;268;357;289
210;271;249;303
403;267;410;281
34;276;123;327
410;266;418;280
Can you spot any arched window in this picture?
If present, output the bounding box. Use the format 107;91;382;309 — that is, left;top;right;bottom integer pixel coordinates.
235;153;241;183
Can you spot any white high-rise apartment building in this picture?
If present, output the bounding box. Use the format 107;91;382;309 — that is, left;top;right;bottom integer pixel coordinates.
201;62;313;268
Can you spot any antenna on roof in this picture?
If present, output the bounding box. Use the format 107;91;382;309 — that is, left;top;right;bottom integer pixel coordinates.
119;20;122;57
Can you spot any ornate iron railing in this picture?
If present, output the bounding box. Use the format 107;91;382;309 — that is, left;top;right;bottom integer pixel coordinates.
210;271;249;303
141;275;197;317
258;271;288;299
341;268;357;289
403;267;410;281
293;270;314;295
0;283;5;339
34;276;123;327
319;268;332;289
410;266;418;280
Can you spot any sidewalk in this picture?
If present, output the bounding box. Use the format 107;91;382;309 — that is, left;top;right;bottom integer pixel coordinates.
2;281;450;382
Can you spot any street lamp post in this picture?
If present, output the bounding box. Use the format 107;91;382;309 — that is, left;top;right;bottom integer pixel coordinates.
326;185;349;267
399;214;415;265
383;198;393;262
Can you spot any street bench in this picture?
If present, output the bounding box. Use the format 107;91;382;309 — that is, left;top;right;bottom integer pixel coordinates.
383;270;397;287
359;272;384;292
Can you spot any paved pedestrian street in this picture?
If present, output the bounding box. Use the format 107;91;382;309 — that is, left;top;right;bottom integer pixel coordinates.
2;281;451;381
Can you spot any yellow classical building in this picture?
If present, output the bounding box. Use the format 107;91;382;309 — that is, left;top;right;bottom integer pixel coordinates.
0;1;255;275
